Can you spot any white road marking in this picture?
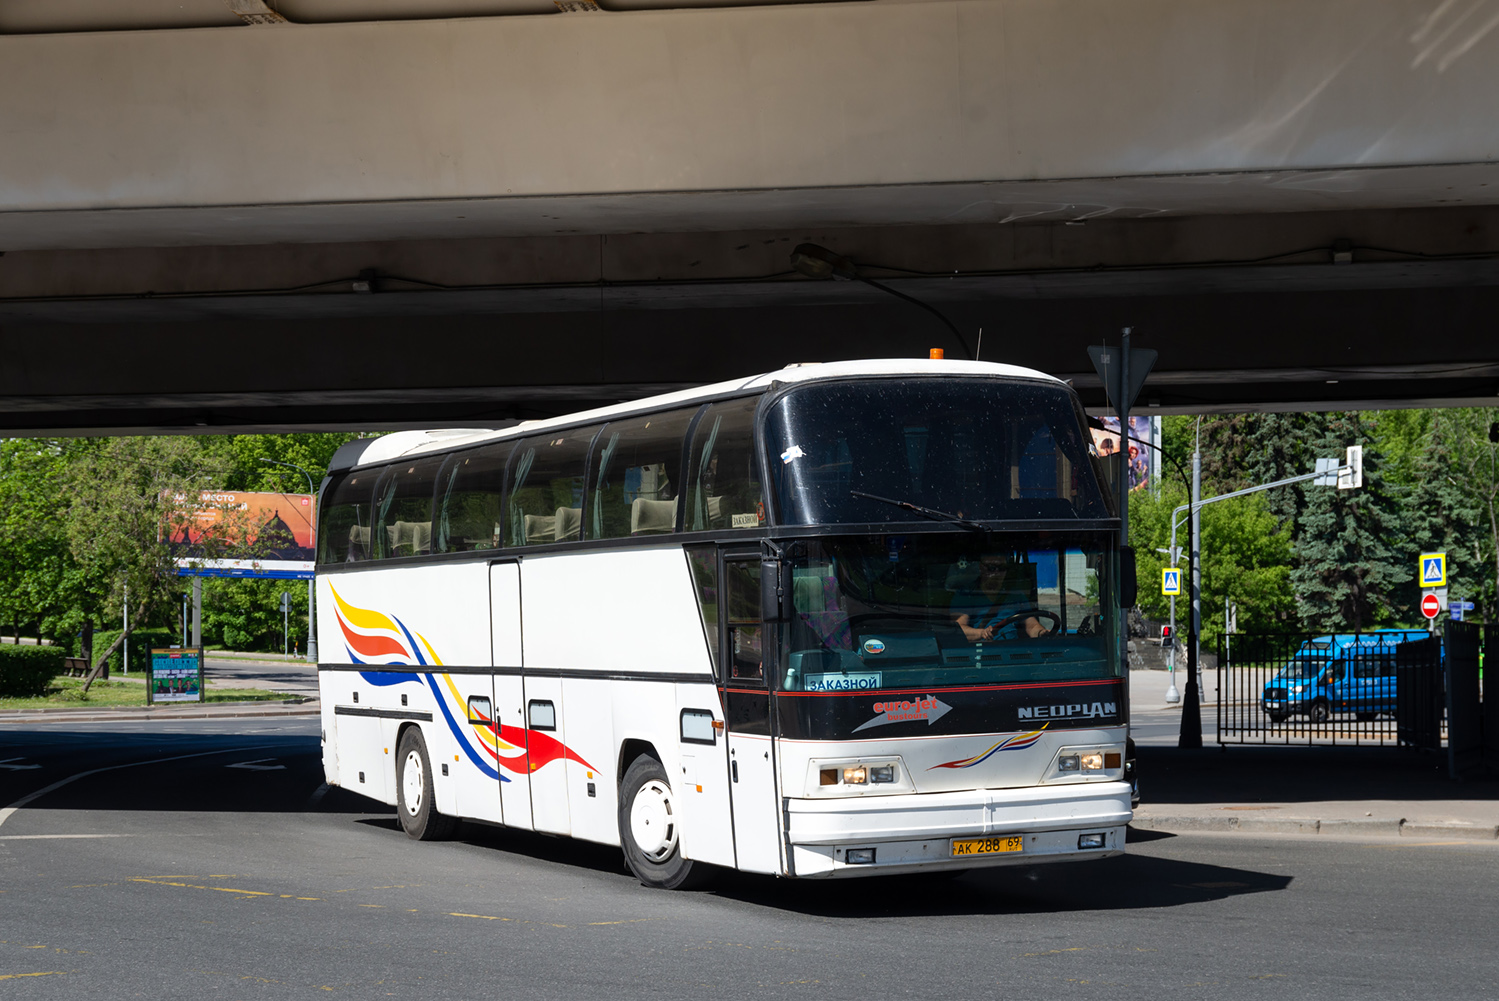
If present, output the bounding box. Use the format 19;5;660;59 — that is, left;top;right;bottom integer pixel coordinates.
0;745;267;829
226;758;286;771
0;758;42;771
0;834;132;840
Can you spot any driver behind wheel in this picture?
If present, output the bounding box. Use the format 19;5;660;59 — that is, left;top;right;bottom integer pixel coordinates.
951;552;1043;642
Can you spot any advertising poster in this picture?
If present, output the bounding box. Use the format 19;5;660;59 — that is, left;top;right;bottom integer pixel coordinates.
149;648;204;704
1090;416;1157;492
169;490;315;579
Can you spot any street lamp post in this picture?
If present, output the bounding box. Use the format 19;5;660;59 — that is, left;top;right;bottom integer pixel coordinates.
259;458;319;663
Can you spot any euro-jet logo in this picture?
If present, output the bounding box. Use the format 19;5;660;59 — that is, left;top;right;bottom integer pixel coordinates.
1018;701;1118;722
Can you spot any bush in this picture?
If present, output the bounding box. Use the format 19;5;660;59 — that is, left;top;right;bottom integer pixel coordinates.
0;645;66;697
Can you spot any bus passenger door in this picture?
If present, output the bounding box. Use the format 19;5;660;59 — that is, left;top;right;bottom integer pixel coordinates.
491;561;532;831
720;554;782;875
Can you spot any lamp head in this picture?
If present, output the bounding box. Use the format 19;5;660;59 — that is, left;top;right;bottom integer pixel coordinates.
790;243;858;280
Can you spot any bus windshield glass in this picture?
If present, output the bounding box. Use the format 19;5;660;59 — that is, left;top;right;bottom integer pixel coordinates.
783;534;1119;692
765;378;1109;527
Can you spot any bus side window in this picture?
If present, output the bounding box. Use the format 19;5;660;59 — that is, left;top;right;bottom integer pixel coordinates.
686;397;764;532
372;459;443;560
508;430;596;545
588;408;696;541
318;470;373;564
686;546;721;681
436;444;509;553
724;560;763;683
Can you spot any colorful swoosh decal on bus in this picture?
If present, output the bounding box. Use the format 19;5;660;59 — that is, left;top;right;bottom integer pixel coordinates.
330;585;596;779
928;727;1047;769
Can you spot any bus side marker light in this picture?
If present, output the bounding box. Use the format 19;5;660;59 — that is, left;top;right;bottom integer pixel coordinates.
1078;833;1106;850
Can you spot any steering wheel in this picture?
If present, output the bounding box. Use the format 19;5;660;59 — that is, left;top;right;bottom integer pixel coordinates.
986;609;1062;638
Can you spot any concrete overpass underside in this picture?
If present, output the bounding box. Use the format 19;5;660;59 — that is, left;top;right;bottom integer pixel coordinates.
2;0;1498;433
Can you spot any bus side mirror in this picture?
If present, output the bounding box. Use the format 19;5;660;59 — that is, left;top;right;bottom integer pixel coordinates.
761;560;788;621
1119;546;1137;608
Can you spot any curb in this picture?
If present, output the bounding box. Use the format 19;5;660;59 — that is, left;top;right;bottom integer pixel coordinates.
1131;815;1499;840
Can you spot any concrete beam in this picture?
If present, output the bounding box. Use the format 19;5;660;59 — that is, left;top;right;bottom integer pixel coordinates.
2;0;1498;250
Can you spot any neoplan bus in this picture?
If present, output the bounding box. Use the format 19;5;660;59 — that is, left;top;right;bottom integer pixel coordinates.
316;358;1135;887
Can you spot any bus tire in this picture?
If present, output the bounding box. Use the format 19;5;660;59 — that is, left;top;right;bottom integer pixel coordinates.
1308;700;1330;724
396;728;457;842
618;755;707;890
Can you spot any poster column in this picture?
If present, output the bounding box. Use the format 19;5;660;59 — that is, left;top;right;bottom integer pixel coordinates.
149;648;205;704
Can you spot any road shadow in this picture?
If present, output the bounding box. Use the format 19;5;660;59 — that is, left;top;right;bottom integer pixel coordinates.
352;816;634;878
0;730;376;814
1137;744;1499;807
350;815;1284;916
699;851;1290;917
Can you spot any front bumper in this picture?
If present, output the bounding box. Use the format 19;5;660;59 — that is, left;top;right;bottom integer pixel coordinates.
785;781;1132;878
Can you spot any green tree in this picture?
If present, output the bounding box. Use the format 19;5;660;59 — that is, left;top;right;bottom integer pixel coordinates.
0;440;74;642
1131;479;1294;649
61;437;235;692
1290;413;1406;631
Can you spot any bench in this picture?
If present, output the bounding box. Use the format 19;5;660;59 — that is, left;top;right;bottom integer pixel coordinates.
61;656;109;680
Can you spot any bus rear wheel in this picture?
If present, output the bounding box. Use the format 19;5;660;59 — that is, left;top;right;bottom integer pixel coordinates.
619;755;708;890
396;728;458;841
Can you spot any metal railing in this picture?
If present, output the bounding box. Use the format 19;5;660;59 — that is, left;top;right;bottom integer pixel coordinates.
1216;631;1444;747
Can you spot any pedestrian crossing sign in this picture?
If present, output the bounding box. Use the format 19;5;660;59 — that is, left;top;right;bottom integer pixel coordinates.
1419;553;1447;588
1162;568;1182;596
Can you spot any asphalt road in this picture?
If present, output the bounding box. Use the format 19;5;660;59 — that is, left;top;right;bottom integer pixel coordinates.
2;720;1497;1000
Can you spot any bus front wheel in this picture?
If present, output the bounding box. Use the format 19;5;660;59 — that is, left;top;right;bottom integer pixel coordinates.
619;755;707;890
396;728;458;841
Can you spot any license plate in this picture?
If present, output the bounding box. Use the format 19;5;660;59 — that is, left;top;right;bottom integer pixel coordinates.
951;835;1024;857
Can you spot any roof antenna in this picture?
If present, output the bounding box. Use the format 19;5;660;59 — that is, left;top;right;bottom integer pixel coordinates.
976;328;983;361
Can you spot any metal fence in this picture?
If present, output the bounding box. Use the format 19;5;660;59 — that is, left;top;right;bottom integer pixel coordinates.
1216;631;1444;746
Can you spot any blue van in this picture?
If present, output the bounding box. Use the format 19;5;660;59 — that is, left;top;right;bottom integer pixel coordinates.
1260;631;1433;723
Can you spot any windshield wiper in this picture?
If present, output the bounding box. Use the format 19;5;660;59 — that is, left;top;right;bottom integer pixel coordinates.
849;490;987;532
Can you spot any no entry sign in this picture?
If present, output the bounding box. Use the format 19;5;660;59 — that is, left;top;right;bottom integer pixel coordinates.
1420;593;1442;619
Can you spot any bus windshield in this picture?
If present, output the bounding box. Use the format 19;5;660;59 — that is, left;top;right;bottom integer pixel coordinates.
765;378;1110;526
782;534;1119;692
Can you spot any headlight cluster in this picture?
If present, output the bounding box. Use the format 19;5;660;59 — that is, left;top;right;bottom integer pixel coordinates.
805;758;911;796
1046;745;1125;783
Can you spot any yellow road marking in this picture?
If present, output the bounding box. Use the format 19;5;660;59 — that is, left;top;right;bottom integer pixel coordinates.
587;918;661;926
447;912;568;928
0;972;66;980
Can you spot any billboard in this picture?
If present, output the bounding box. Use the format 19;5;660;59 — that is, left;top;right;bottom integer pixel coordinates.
170;490;315;579
1090;416;1158;493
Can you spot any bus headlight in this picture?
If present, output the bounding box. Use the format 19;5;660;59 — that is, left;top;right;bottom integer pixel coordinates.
807;758;910;796
1045;745;1125;783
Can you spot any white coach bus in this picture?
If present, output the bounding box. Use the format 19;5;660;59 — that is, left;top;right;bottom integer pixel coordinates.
316;358;1135;887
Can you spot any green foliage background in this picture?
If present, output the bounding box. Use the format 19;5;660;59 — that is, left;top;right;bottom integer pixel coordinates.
1;407;1495;655
0;432;367;655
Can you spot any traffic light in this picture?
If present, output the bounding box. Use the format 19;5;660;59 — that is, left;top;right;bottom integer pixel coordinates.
1160;624;1173;648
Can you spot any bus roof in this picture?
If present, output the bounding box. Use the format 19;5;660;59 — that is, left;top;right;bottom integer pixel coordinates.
335;358;1067;472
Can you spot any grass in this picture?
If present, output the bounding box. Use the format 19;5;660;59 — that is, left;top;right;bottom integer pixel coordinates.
0;675;299;711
